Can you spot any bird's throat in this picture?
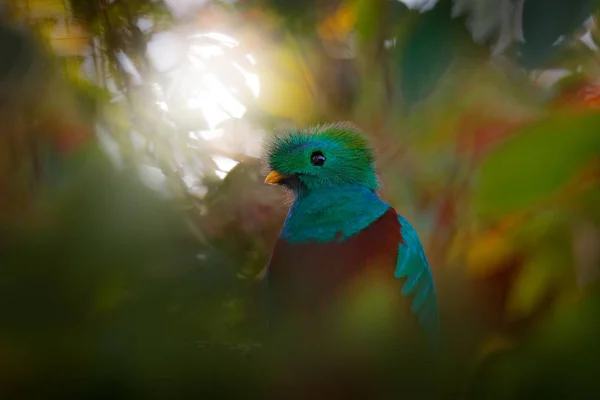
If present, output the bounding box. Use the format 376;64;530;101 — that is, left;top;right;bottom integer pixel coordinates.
280;184;390;243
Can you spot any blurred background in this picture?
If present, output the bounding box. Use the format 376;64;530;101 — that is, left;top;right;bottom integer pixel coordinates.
1;0;600;398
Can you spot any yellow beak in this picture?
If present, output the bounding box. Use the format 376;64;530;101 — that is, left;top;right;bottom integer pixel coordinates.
265;170;292;185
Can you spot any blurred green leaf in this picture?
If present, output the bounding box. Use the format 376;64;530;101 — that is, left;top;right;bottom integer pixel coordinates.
470;287;600;399
0;24;51;104
355;0;407;43
253;0;340;33
519;0;595;68
396;0;456;106
506;231;572;321
474;111;600;219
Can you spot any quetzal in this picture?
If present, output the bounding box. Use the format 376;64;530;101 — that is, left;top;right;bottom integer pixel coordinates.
262;122;440;349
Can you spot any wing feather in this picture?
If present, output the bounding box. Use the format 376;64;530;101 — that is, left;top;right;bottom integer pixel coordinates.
395;214;441;343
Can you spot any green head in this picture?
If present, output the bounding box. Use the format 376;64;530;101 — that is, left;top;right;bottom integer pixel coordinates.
264;122;379;195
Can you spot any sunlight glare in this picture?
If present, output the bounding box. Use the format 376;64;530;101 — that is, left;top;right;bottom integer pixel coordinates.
232;62;260;97
148;29;261;152
398;0;438;11
215;170;228;179
203;73;247;118
212;155;239;172
191;44;224;58
188;55;204;68
197;129;224;141
195;32;239;48
245;54;256;65
187;93;232;129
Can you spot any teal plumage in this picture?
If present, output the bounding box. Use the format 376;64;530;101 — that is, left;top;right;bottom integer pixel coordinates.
396;214;440;341
263;122;440;345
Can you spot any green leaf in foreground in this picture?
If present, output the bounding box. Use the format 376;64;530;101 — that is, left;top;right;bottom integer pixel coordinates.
474;111;600;219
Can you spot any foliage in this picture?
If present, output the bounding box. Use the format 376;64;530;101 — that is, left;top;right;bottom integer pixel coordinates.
1;0;600;397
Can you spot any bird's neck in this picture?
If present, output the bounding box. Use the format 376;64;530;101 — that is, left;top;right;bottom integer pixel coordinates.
280;184;390;243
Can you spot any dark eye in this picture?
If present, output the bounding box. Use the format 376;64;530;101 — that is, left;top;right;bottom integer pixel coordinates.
310;151;326;166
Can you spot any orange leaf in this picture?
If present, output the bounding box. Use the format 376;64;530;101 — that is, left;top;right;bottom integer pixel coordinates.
317;3;356;43
465;214;525;277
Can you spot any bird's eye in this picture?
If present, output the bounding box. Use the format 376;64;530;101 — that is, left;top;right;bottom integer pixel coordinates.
310;151;326;166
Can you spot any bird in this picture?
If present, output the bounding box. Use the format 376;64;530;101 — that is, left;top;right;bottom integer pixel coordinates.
262;122;440;350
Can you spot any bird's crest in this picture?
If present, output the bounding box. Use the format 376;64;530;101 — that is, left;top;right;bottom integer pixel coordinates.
264;122;375;167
